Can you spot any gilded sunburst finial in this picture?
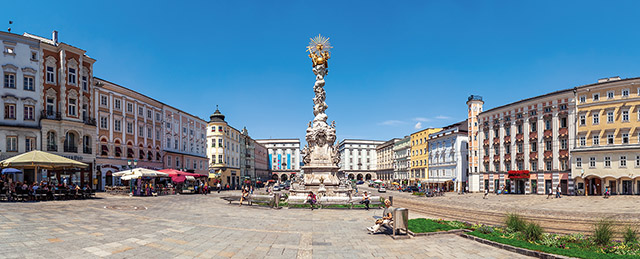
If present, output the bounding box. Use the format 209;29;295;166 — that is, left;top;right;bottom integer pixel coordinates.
306;34;332;66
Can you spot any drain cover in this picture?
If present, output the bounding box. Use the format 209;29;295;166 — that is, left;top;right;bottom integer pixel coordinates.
104;205;147;210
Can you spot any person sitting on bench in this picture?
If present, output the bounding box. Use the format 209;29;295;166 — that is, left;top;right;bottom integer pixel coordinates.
367;199;393;234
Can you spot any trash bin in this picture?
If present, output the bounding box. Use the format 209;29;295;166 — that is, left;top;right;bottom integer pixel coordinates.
393;208;409;236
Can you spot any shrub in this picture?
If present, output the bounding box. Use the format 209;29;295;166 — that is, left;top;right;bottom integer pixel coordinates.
593;219;614;246
624;226;638;244
477;225;494;234
505;213;527;233
523;222;543;241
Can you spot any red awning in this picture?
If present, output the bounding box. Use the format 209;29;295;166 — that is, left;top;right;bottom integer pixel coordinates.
508;170;530;179
158;169;205;183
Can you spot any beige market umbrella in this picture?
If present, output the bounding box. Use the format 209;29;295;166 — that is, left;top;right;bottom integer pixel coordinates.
113;168;169;180
0;150;88;169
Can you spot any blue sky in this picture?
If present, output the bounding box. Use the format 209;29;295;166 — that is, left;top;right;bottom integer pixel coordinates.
4;1;640;143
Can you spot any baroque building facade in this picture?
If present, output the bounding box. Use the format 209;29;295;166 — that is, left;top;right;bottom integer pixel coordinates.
572;76;640;196
338;139;384;181
474;89;576;195
0;31;42;183
410;128;442;185
376;138;398;182
427;120;468;192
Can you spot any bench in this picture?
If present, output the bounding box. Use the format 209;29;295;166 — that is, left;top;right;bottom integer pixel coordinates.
287;196;382;209
221;194;277;206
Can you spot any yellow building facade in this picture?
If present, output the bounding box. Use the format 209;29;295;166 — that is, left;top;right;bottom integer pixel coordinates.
410;128;441;185
572;77;640;196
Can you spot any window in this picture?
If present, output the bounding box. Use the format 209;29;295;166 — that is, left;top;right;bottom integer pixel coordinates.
545;140;552;151
505;127;510;136
531;142;537;152
590;157;596;167
580;136;586;146
100;116;108;129
576;157;582;168
147;127;152;138
593;93;599;101
4;73;16;88
156;113;160;121
593;135;600;145
604;156;611;167
218;155;223;163
114;99;121;110
138;107;143;116
530;161;537;171
80;75;88;91
147;110;151;119
622;133;629;144
545;161;552;171
593;113;599;124
139;126;144;137
561;160;568;171
23;105;34;120
6;136;17;152
127;103;133;113
25;137;35;152
100;95;108;106
68;67;76;84
621;156;627;167
622;110;629;122
559;104;567;110
607;134;614;145
517;143;523;153
607;91;614;99
623;89;630;97
560;117;567;128
607;111;614;123
544;107;551;113
505;143;510;154
545;120;551;130
68;98;77;116
530;121;537;132
126;122;133;134
579;115;586;125
579;95;586;103
114;120;121;132
4;103;16;119
637;155;640;167
517;124;523;134
560;139;567;149
3;46;14;54
23;76;34;91
46;66;55;84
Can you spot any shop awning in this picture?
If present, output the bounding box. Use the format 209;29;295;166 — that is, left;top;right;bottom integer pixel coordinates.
185;176;196;181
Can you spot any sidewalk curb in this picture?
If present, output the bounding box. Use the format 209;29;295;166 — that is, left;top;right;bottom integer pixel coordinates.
458;233;573;259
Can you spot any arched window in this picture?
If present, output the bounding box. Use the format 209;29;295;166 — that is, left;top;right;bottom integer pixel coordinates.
64;132;77;152
47;131;57;151
83;135;91;154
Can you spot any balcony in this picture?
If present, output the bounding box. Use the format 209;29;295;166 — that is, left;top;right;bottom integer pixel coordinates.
529;131;538;140
544;150;553;160
64;145;78;153
559;149;569;159
83;147;92;154
47;144;58;152
504;154;511;162
83;116;96;126
516;133;524;142
516;153;524;160
543;130;553;139
483;139;489;146
529;152;538;160
503;136;511;143
558;127;568;137
41;110;61;120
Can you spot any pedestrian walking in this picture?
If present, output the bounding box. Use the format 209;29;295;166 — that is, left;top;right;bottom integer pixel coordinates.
217;182;221;193
483;188;488;199
604;186;610;199
547;186;553;199
555;185;561;198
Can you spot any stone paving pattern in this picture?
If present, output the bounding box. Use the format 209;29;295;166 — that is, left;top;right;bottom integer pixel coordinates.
0;192;530;258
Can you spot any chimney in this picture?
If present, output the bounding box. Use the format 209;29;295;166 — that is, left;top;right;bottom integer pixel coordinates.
52;30;58;44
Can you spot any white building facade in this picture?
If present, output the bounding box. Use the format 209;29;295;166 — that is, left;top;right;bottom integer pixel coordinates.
393;136;411;182
338;139;384;181
428;120;469;192
255;139;301;182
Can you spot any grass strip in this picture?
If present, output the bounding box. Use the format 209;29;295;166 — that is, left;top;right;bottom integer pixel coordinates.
407;218;455;233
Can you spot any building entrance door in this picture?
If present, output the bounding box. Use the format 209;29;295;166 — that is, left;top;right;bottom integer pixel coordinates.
560;180;568;194
484;179;489;191
587;178;602;195
622;180;632;195
494;179;499;193
609;180;617;195
531;180;538;194
515;179;525;194
545;180;552;194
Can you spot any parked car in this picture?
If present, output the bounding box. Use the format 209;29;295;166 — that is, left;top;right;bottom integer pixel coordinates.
272;185;281;192
403;186;419;193
378;187;386;193
356;180;364;185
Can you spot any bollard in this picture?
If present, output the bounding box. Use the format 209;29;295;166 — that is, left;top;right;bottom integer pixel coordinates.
389;196;393;206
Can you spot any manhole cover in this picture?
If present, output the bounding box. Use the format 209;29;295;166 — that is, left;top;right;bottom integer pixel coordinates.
104;205;147;210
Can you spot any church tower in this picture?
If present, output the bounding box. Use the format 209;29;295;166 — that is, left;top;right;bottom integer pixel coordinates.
466;95;484;192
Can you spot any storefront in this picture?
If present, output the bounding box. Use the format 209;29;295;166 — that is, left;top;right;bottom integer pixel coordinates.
507;170;529;194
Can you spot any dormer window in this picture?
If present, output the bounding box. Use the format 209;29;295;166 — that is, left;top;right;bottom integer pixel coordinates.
68;67;76;85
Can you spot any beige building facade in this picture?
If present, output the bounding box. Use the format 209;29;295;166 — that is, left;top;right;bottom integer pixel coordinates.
376;138;398;182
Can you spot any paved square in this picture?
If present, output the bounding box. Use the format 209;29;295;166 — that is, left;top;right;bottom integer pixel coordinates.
0;193;530;258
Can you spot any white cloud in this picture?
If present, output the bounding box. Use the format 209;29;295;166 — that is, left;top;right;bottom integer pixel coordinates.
414;122;422;129
435;115;451;120
379;120;405;126
413;117;431;122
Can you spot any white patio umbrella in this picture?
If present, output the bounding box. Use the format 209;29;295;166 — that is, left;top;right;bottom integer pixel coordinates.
113;168;168;180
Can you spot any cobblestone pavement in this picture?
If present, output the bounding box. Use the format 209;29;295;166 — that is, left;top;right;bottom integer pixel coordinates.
0;192;530;258
362;186;640;220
